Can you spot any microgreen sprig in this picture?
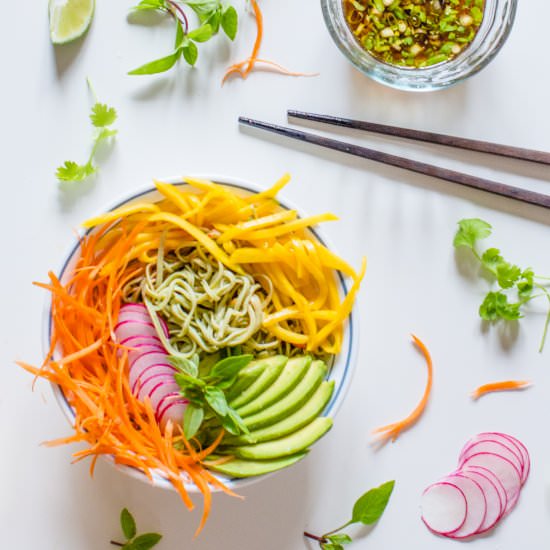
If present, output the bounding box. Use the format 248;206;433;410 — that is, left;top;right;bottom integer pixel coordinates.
110;508;162;550
55;81;117;183
171;354;252;438
454;218;550;352
129;0;238;74
304;481;395;549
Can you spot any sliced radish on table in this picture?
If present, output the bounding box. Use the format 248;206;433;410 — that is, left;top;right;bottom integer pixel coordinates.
442;474;486;538
114;303;187;430
421;482;467;535
421;432;529;540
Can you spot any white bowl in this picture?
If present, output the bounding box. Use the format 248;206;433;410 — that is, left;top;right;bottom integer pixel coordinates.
44;175;359;493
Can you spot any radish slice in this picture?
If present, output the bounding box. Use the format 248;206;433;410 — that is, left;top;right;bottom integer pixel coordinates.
460;452;522;514
421;482;467;535
460;440;524;482
113;303;187;430
459;468;503;534
443;474;486;539
461;465;507;521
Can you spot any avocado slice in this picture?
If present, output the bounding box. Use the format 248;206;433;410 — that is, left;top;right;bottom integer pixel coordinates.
235;356;312;417
243;360;327;431
225;380;335;445
204;452;307;478
225;358;273;402
229;355;288;409
230;417;333;460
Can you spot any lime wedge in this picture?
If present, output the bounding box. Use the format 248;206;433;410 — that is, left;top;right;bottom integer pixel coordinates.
49;0;95;45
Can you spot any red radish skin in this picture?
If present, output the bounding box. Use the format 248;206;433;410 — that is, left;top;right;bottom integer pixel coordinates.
459;469;503;534
460;440;524;482
442;474;487;539
114;303;187;429
421;482;468;535
459;452;522;514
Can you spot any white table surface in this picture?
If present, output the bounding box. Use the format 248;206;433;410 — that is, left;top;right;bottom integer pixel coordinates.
2;1;549;548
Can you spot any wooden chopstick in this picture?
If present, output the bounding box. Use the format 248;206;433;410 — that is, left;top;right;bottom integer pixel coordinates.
238;116;550;210
287;110;550;166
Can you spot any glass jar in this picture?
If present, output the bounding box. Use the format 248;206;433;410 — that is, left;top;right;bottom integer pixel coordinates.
320;0;518;91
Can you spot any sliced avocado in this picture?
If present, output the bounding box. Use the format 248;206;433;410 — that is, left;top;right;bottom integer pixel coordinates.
224;380;335;446
230;417;333;460
243;360;327;431
225;360;267;402
228;355;288;409
235;356;312;418
204;452;307;478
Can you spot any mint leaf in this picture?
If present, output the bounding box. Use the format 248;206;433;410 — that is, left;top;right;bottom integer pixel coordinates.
221;5;238;40
128;51;181;75
326;533;352;545
126;533;162;550
183;404;204;439
204;386;228;416
120;508;137;540
188;23;214;42
90;102;117;127
181;41;198;65
453;218;492;250
351;480;395;525
208;354;252;383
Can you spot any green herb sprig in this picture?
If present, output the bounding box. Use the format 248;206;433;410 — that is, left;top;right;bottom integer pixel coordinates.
129;0;238;75
304;481;395;549
110;508;162;550
454;218;550;351
55;82;117;183
172;354;252;438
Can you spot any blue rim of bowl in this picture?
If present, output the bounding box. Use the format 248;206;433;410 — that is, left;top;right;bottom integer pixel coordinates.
44;175;358;491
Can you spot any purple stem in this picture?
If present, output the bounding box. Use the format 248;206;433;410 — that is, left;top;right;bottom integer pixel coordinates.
166;0;189;33
304;531;328;544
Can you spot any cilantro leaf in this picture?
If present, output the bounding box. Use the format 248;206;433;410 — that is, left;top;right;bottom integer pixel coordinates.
479;291;522;321
453;218;492;251
55;160;95;182
90;103;117;127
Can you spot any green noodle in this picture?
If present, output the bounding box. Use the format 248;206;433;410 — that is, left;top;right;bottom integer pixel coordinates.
123;244;282;359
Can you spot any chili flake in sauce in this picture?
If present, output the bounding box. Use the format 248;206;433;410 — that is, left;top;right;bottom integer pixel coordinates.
343;0;485;68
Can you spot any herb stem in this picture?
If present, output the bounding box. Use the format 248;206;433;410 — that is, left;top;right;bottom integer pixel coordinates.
303;531;328;543
166;0;189;33
322;520;352;537
110;541;124;547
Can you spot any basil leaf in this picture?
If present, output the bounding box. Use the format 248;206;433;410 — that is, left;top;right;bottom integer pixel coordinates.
326;533;352;545
120;508;137;540
321;544;344;550
221;5;238;40
174;372;206;391
204;386;228;416
209;354;253;383
225;408;249;435
126;533;162;550
169;356;199;377
132;0;167;11
181;41;198;66
174;20;185;49
128;51;181;75
183;404;204;439
351;480;395;525
188;23;214;42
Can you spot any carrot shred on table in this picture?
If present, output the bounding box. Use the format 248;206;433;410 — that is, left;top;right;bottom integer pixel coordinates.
222;0;315;84
372;334;433;443
470;380;532;400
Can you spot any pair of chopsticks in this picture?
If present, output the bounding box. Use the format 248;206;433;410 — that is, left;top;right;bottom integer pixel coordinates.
238;111;550;209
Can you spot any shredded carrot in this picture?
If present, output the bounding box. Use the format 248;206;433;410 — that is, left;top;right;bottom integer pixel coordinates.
372;334;433;443
470;380;531;400
222;0;316;84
